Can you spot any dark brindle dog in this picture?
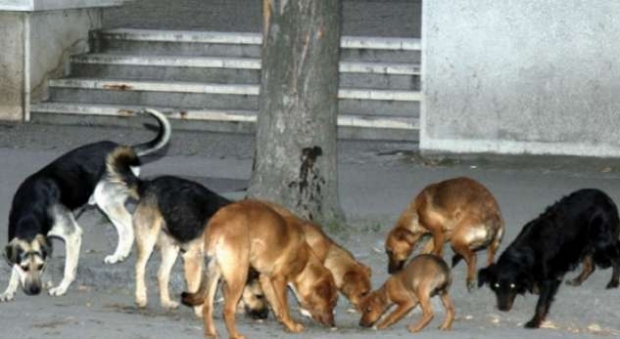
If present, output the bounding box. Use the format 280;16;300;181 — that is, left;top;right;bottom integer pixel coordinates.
1;109;170;301
478;189;620;328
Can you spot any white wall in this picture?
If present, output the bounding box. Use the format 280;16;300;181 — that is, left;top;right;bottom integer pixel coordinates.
421;0;620;157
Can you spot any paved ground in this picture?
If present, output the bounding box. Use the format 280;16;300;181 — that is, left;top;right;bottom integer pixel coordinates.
103;0;421;37
1;122;620;338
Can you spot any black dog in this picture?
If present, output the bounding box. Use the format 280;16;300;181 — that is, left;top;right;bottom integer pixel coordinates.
2;109;170;301
478;189;620;328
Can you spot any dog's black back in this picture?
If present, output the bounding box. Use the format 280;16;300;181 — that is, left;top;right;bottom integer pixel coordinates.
8;141;126;240
504;189;619;274
138;176;231;243
478;188;620;328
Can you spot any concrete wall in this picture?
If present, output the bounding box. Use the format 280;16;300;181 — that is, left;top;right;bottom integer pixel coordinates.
0;0;123;121
422;1;620;157
0;13;25;121
29;9;102;103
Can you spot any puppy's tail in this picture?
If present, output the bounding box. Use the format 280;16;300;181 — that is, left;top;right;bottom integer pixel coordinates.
181;274;209;307
131;108;172;157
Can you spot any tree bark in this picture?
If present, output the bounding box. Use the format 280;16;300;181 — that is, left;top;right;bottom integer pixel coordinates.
248;0;345;225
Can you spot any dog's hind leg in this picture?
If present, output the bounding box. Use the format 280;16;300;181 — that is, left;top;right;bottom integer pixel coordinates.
218;246;250;339
450;232;477;292
182;242;204;317
605;243;620;289
133;204;161;308
486;225;504;266
438;291;454;331
47;205;83;296
93;181;134;264
0;266;20;302
566;255;595;286
157;233;180;309
201;259;222;338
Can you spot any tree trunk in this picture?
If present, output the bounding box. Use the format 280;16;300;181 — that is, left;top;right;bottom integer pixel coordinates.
248;0;345;225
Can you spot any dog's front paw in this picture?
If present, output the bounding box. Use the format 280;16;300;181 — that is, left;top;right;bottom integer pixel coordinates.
104;254;127;265
161;300;179;310
48;285;68;297
565;278;582;287
606;279;619;289
0;292;15;302
286;322;304;333
135;294;148;308
524;319;541;329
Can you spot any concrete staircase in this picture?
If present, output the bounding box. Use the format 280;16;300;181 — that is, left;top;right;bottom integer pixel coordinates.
31;29;421;141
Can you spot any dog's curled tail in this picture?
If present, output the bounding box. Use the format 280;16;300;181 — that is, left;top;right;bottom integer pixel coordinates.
106;147;142;199
132;108;172;157
181;275;209;307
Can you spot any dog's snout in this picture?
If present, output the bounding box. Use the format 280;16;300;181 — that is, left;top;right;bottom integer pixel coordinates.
25;284;41;296
321;313;336;328
359;319;373;327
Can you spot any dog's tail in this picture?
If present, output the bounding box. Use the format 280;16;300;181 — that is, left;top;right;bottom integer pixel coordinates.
131;108;172;157
181;274;209;307
105;147;143;199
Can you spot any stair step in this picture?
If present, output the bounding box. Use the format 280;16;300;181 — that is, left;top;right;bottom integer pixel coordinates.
49;78;422;102
71;54;420;75
31;103;419;141
93;29;420;63
32;102;418;130
70;54;420;90
98;28;421;51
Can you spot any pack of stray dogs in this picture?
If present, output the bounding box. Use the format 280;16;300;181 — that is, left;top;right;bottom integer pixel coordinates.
2;109;620;338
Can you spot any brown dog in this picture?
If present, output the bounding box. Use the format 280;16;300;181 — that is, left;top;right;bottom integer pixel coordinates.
181;199;338;339
385;177;504;290
262;201;372;309
359;254;454;332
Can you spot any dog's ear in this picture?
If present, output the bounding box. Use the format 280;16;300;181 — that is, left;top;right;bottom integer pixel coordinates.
3;242;18;265
477;264;496;288
315;280;333;300
393;228;416;244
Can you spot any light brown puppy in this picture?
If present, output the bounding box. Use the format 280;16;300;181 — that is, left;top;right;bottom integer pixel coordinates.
262;201;373;309
181;200;338;339
359;254;454;332
385;177;504;290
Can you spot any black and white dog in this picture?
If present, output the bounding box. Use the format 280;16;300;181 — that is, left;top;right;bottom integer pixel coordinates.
478;189;620;328
1;109;171;301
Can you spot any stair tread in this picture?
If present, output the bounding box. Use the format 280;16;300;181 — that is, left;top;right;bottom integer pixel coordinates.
98;28;421;51
49;78;421;101
72;53;420;75
32;102;419;130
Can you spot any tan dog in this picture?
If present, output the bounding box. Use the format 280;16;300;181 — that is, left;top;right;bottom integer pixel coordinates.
359;254;454;332
385;177;504;290
181;200;338;339
263;201;372;309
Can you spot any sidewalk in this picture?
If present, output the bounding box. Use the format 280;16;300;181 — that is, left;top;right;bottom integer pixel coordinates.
1;122;619;338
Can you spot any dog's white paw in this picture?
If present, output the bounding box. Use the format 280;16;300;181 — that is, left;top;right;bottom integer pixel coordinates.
161;300;179;310
104;254;126;264
0;292;15;302
48;285;68;297
135;295;148;308
193;305;203;318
